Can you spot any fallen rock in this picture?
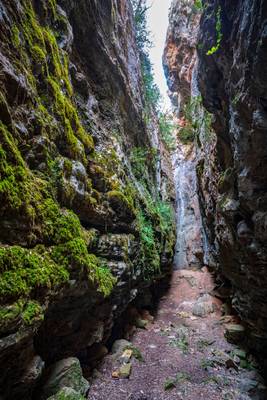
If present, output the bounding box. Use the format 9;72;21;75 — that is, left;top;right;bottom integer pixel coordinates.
140;310;154;323
41;358;89;399
192;294;216;317
47;387;86;400
224;324;245;344
233;349;247;360
134;318;149;329
111;339;132;357
120;349;133;364
112;362;132;379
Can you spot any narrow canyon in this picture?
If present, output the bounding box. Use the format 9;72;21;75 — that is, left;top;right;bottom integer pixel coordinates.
0;0;267;399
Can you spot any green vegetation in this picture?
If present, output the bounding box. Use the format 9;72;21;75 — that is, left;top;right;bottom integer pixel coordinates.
51;238;116;297
129;146;158;180
39;199;82;244
164;372;190;390
0;121;32;213
123;344;144;362
137;210;160;277
159;113;176;151
193;0;203;11
0;301;23;326
178;96;213;144
170;336;189;354
106;190;135;215
200;358;217;369
0;246;69;299
132;0;161;110
22;300;44;325
0;0;176;340
197;338;215;351
206;6;222;55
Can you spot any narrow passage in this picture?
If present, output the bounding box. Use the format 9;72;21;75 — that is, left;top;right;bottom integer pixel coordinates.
88;269;265;400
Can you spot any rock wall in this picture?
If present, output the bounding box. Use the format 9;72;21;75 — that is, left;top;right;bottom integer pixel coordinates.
165;0;267;367
197;0;267;364
164;0;204;269
0;1;176;398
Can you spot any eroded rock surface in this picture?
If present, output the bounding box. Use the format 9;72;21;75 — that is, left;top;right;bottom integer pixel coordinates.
197;0;267;365
164;0;204;269
164;0;267;370
0;0;175;398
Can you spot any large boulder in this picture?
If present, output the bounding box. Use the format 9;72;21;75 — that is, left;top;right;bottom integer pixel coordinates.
40;358;89;400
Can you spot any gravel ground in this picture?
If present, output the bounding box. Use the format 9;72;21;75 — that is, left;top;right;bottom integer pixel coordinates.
87;269;266;400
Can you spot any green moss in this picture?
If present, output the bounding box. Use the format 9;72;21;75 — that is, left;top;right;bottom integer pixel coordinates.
52;238;116;297
63;158;73;177
0;122;29;211
206;6;222;55
107;190;135;214
22;300;44;325
136;210;160;277
89;260;116;298
39;198;82;244
48;388;86;400
22;0;46;49
47;77;94;158
64;118;81;159
0;246;69;299
11;26;20;48
32;45;46;63
123;344;144;362
19;1;93;161
46;0;57;19
178;125;195;144
0;301;23;324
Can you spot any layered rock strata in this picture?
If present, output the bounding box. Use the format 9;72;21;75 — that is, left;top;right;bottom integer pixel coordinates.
197;0;267;363
165;0;267;366
0;0;175;398
164;0;204;269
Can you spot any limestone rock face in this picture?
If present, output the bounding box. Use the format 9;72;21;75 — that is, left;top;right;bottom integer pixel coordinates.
163;0;201;112
0;1;175;398
197;0;267;362
165;0;267;366
164;0;204;269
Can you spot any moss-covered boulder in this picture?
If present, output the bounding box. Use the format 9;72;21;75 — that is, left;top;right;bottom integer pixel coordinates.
41;358;89;400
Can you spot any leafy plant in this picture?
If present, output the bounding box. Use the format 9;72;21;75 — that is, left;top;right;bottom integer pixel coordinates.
164;372;190;390
194;0;203;10
159;113;176;151
197;338;215;351
170;337;189;353
178;96;213;144
200;358;216;370
132;0;161;110
206;6;222;55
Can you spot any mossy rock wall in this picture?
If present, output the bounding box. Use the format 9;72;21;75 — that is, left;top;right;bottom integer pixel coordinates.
0;0;175;399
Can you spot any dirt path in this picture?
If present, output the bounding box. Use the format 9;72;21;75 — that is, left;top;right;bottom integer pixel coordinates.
88;269;266;400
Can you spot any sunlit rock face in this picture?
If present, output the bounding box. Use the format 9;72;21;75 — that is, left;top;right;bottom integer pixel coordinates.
164;0;204;269
197;0;267;364
163;0;201;113
0;0;175;398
